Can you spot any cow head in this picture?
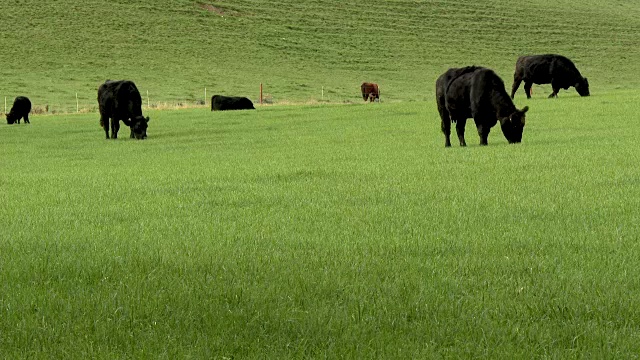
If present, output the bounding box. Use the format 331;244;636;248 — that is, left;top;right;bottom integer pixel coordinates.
500;106;528;144
575;77;590;96
131;116;150;139
6;113;16;124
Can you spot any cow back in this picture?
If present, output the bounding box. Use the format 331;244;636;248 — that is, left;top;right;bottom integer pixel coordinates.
521;54;584;85
437;66;484;115
437;66;484;98
98;80;143;118
11;96;32;114
360;82;379;101
211;95;255;111
114;81;143;117
445;68;516;122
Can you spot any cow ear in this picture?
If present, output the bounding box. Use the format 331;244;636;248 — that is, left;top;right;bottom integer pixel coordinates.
145;116;150;123
519;107;528;125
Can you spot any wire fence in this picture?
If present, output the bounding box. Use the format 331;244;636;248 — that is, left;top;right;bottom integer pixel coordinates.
1;84;380;116
2;93;213;116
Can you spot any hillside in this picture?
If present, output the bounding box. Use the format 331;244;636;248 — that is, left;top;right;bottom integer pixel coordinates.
1;0;639;112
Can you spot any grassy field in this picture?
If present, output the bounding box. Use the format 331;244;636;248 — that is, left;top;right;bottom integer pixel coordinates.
1;0;639;112
2;90;640;357
2;0;640;358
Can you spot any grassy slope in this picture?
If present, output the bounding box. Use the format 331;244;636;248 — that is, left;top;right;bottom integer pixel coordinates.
0;0;639;112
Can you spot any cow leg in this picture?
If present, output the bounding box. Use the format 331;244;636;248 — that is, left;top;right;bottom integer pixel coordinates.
111;119;119;139
441;117;452;147
438;100;452;147
549;81;560;98
524;82;533;99
16;118;21;124
100;116;110;139
123;117;135;138
510;77;522;99
24;114;30;124
476;124;490;146
455;118;467;147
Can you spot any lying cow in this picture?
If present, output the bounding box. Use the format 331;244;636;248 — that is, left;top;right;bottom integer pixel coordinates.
437;66;529;147
510;54;589;99
211;95;255;111
97;80;149;139
6;96;31;124
361;82;379;102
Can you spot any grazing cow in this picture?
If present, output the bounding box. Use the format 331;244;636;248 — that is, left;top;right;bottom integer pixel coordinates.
361;82;379;102
436;66;529;147
210;95;255;111
510;54;589;99
6;96;31;124
97;80;149;139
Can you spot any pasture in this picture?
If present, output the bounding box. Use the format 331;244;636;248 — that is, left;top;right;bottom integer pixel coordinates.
2;0;640;357
1;0;639;110
2;91;640;357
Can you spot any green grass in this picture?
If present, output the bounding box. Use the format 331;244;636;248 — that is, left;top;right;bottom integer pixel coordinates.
2;0;640;357
1;0;639;112
2;90;640;357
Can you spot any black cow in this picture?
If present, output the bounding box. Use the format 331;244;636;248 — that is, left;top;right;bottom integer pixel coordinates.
211;95;255;111
97;80;150;139
437;66;529;147
511;54;589;99
6;96;31;124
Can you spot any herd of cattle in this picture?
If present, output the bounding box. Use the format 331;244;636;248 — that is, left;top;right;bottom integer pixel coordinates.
437;54;589;147
5;54;588;146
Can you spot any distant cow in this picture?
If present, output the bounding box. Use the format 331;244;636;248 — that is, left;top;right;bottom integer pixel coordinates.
210;95;255;111
97;80;149;139
6;96;31;124
361;82;379;102
437;66;529;147
511;54;589;99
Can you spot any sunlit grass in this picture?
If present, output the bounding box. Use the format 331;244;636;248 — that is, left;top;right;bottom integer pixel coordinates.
2;90;640;357
2;0;640;357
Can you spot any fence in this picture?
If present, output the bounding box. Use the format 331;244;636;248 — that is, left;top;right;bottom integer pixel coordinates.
3;92;211;115
2;83;380;115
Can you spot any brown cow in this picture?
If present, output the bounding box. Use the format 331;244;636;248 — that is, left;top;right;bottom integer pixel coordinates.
361;82;379;102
